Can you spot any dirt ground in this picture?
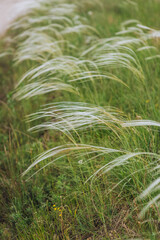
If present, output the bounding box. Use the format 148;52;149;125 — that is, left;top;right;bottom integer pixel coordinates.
0;0;30;36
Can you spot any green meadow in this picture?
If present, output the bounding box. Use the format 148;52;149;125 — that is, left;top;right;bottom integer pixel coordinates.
0;0;160;239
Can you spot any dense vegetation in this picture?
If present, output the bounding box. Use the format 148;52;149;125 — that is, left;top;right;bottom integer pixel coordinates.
0;0;160;239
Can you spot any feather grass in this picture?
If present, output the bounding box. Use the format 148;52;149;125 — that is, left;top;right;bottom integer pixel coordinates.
7;0;160;223
27;102;124;135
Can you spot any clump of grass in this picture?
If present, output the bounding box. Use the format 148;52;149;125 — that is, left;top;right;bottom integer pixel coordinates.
12;0;160;223
1;0;160;239
22;142;160;217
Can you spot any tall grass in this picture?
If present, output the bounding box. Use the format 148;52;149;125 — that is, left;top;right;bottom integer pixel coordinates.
2;0;160;238
13;0;160;218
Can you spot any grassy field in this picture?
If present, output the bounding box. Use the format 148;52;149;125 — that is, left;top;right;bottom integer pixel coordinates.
0;0;160;239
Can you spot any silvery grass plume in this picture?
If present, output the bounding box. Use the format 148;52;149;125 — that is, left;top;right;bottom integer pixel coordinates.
82;20;147;55
14;34;67;63
11;0;76;30
16;56;89;86
14;55;127;99
15;54;128;96
13;71;126;101
82;44;144;82
13;16;154;95
14;80;77;100
22;143;159;218
15;45;143;95
11;1;97;64
21;144;123;179
139;24;160;61
117;19;143;36
13;14;94;42
80;20;160;82
27;102;124;140
117;20;160;59
97;19;160;60
15;56;102;89
122;119;160;218
122;120;160;128
122;20;160;40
